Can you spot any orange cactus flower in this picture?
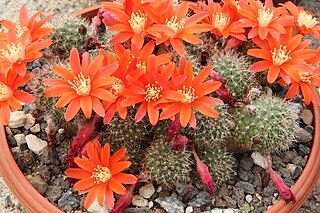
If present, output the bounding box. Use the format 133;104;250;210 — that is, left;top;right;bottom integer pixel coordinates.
145;1;213;56
159;61;223;128
191;0;246;41
0;30;52;76
101;0;161;50
285;70;320;106
238;0;294;40
120;55;178;126
0;70;35;125
102;41;172;124
248;32;316;84
284;1;320;40
101;49;137;124
1;6;54;41
43;48;119;121
65;140;137;209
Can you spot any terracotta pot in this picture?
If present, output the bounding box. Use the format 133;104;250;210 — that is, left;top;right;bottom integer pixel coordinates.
0;5;319;213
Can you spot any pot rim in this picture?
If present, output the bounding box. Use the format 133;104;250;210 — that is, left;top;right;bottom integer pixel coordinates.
0;5;318;213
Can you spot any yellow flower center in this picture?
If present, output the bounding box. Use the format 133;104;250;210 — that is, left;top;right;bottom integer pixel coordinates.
145;82;163;102
213;13;230;31
0;82;13;101
178;85;198;104
15;25;28;37
91;165;112;184
109;78;125;97
257;7;274;27
128;11;147;34
270;45;292;66
299;71;314;83
0;43;25;63
68;73;91;96
136;60;146;70
165;16;185;35
297;10;318;28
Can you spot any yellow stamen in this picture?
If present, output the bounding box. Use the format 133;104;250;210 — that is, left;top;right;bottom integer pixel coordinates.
213;13;230;31
128;11;147;34
165;16;185;35
297;10;318;28
91;165;112;184
0;43;25;63
15;25;28;37
270;45;292;66
145;82;163;102
0;82;13;101
68;73;91;96
136;60;146;70
299;71;314;83
109;78;125;97
178;85;198;104
257;7;274;27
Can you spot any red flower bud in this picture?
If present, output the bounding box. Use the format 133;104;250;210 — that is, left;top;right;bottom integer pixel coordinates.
112;183;137;213
192;147;216;196
266;156;296;204
166;114;180;142
173;134;188;151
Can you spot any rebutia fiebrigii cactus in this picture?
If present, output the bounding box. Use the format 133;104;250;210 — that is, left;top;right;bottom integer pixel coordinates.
232;96;300;152
49;16;89;56
208;51;255;98
192;105;235;147
143;140;192;187
193;144;236;186
103;107;152;171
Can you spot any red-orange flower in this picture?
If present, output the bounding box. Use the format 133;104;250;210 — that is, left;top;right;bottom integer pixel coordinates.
1;6;53;42
191;0;246;41
102;41;173;124
248;32;316;84
43;48;119;121
159;61;223;128
101;49;137;124
284;1;320;40
238;0;294;40
285;70;320;106
101;0;160;49
145;1;213;56
0;70;35;125
65;139;137;209
121;55;178;125
0;30;52;76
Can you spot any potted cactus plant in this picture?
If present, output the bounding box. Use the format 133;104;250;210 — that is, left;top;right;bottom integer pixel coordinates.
0;0;319;212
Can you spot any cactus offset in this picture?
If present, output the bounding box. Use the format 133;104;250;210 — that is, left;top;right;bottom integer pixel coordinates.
194;144;235;187
208;51;255;98
193;105;235;147
233;96;299;152
49;16;90;56
143;140;192;187
103;107;152;171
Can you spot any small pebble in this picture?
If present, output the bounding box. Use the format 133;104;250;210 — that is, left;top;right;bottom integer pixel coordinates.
132;195;148;207
186;206;193;213
13;134;26;146
24;113;36;129
245;195;253;203
30;123;41;133
139;183;155;199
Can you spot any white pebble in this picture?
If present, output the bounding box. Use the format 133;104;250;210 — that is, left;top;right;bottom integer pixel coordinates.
30;124;41;133
251;152;268;169
8;111;26;128
186;206;193;213
24;113;36;129
25;134;48;155
245;194;253;203
14;134;26;146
